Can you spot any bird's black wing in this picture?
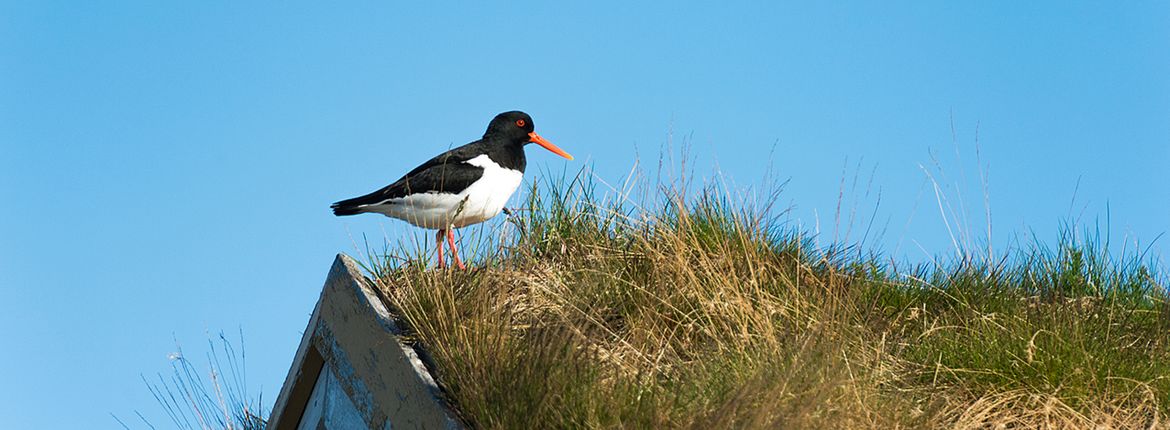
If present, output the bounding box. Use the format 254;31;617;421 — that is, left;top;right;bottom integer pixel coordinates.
331;141;488;215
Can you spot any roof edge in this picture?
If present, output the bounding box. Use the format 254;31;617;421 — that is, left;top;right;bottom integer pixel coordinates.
266;253;461;430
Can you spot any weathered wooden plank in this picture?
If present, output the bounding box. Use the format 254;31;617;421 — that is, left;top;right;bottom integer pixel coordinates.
267;254;462;430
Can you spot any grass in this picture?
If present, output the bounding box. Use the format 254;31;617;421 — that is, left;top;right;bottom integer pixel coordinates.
367;167;1167;429
121;331;267;430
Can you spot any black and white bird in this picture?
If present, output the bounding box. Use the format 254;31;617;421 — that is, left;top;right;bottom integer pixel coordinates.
331;111;573;269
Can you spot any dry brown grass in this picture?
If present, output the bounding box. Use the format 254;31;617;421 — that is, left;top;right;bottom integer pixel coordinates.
367;176;1168;429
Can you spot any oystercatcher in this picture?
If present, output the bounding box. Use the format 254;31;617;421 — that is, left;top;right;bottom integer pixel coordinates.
331;111;573;269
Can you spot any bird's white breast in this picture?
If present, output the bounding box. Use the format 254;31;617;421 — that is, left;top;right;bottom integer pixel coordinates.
452;154;524;227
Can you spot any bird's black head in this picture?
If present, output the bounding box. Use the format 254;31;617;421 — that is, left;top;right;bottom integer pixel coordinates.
484;111;535;141
484;110;573;160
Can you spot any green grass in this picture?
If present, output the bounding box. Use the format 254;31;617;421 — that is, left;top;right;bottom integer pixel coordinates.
125;331;267;430
369;171;1168;429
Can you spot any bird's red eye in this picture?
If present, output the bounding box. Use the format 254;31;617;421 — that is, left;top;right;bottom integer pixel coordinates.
516;119;526;127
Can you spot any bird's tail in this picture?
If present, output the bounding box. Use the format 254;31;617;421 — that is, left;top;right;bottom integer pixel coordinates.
330;199;367;216
332;188;393;216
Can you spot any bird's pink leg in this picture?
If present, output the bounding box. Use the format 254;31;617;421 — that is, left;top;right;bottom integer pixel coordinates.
446;229;466;270
435;229;446;269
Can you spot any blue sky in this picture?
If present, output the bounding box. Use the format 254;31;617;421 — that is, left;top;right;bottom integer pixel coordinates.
2;2;1167;428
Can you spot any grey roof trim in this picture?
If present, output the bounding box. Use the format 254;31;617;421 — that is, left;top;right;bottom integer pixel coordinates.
267;254;462;430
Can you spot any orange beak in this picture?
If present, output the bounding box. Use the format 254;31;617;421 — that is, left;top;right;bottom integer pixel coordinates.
528;132;573;160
